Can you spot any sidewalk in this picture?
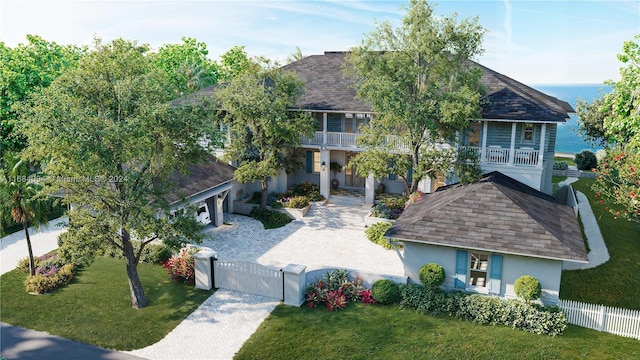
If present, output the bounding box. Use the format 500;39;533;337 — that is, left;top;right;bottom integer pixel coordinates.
558;178;610;270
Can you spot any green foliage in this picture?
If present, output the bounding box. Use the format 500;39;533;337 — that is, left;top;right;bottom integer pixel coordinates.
161;247;197;285
16;256;41;273
0;35;86;152
371;279;400;304
284;195;309;209
594;149;639;223
292;181;324;202
553;161;569;170
513;275;542;302
94;242;174;265
304;269;373;311
24;263;75;294
419;263;446;287
218;46;258;82
249;208;292;229
575;150;597;171
344;0;485;192
398;284;566;336
154;36;219;95
364;221;393;249
18;38;217;308
216;63;316;209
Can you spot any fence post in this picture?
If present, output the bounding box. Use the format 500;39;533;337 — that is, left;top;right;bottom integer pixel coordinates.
282;264;307;306
194;248;218;291
598;305;606;331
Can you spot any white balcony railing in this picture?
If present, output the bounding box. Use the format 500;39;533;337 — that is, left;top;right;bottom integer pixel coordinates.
460;146;540;167
301;131;411;151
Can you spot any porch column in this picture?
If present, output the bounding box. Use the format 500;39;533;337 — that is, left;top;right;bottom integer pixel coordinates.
322;112;328;145
480;121;488;164
365;173;375;204
320;148;331;199
508;123;517;166
214;190;228;227
537;123;546;168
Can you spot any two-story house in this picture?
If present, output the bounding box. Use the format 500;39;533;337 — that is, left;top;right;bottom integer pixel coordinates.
185;51;574;206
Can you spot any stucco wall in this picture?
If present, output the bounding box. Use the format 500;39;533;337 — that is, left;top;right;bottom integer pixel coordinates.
403;242;563;304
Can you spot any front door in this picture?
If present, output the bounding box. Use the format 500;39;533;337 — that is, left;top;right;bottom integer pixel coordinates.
344;152;365;188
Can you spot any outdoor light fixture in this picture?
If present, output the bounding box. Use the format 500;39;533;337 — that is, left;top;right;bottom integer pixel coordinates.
321;161;326;171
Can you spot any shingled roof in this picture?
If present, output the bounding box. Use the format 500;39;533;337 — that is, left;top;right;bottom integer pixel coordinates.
176;51;573;122
385;172;588;262
165;154;235;205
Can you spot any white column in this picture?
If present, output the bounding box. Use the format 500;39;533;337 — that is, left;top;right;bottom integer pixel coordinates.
283;264;307;306
320;149;331;199
508;122;517;165
365;173;375;204
322;112;328;145
480;121;488;163
538;123;546;168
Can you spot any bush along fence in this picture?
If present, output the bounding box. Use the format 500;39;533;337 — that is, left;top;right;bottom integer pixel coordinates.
559;299;640;340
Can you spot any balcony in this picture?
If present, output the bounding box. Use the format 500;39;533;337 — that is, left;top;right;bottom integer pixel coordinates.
301;131;410;152
459;146;540;167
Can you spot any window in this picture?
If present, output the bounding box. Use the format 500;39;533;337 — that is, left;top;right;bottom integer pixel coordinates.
313;152;321;173
522;123;535;142
468;252;489;288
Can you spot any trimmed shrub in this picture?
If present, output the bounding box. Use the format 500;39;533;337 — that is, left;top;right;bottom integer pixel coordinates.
161;247;197;285
553;161;568;170
304;269;372;311
418;263;446;287
285;195;310;209
97;243;174;264
513;275;542;302
16;256;42;273
371;279;400;304
364;222;393;249
249;207;292;229
24;263;75;294
575;150;597;170
292;182;324;202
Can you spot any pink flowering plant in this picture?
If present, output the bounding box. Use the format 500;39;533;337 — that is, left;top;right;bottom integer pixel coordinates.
161;247;197;285
304;269;375;311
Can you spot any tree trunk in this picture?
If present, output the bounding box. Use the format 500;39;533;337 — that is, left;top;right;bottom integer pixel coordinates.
260;179;269;210
23;221;35;276
122;229;148;309
410;145;420;193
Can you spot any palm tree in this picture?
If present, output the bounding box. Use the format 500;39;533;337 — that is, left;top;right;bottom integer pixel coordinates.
286;46;305;64
0;153;51;275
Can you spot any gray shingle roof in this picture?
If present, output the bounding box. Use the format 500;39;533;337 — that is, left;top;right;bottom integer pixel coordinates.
165;154;235;204
385;172;588;262
176;51;574;122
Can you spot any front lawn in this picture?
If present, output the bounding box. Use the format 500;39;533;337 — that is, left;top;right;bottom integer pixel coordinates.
0;256;213;350
235;303;639;360
560;179;640;309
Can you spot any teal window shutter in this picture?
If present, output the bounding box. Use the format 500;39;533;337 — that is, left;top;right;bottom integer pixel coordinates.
389;173;396;181
306;151;312;173
489;254;503;294
455;250;468;289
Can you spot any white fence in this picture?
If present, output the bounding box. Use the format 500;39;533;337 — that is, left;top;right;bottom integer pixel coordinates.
559;299;640;340
214;260;284;300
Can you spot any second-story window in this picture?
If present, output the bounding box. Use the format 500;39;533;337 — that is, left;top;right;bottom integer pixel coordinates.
522;123;535;143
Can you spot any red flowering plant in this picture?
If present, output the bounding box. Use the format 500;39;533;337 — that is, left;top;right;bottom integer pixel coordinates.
304;269;375;311
161;247;197;285
593;147;639;224
405;191;425;209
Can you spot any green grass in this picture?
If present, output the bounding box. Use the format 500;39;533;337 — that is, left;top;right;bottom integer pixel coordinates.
560;179;640;309
555;155;576;166
0;256;213;350
235;303;639;360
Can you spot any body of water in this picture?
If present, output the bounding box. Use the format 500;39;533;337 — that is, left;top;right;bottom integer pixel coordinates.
532;84;611;155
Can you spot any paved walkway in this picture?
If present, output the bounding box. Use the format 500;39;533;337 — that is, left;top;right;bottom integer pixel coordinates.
125;199;404;359
0;217;68;275
558;177;610;270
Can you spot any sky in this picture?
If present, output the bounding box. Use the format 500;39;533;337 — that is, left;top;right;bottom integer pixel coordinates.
1;0;638;85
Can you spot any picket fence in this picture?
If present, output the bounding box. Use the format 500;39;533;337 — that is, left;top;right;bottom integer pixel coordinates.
558;299;640;340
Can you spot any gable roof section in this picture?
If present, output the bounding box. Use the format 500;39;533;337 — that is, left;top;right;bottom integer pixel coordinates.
280;52;372;112
165;154;235;204
385;172;588;262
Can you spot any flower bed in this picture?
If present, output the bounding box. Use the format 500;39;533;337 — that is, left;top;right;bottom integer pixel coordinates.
161;247;197;285
305;269;375;312
18;253;76;294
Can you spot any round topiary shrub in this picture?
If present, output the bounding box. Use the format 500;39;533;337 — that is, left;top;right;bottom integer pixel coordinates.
419;263;445;287
513;275;542;302
371;279;400;304
574;150;597;171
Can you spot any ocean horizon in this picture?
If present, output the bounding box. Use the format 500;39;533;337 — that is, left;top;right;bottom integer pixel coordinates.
532;84;611;155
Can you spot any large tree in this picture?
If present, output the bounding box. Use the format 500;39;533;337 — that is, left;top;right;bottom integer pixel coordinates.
215;62;315;209
0;153;52;275
154;37;219;96
19;38;219;308
344;0;485;192
580;35;640;224
0;35;85;154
